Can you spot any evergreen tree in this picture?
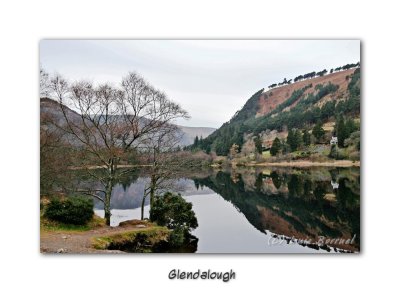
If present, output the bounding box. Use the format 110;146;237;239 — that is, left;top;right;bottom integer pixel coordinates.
312;122;325;142
254;136;263;154
281;140;291;154
287;129;296;151
302;129;311;146
337;117;357;147
337;116;347;147
193;135;199;147
346;118;357;134
270;137;281;156
329;144;338;159
295;129;303;150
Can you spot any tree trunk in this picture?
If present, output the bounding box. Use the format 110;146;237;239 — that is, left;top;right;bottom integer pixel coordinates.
149;174;156;221
104;185;112;226
141;193;147;220
150;187;155;208
104;158;115;226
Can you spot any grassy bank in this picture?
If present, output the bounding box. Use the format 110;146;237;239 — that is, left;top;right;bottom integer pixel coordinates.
40;216;171;253
92;223;170;252
40;214;106;232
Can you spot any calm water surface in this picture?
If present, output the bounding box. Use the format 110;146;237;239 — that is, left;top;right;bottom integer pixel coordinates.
93;167;360;253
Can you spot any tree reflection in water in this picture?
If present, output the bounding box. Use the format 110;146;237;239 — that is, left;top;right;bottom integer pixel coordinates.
193;167;360;252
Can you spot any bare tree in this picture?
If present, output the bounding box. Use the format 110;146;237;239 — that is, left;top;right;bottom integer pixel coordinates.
40;65;50;98
48;72;189;225
140;123;186;220
40;68;74;194
40;111;73;194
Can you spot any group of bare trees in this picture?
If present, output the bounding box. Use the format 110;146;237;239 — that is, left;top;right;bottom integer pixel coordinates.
40;68;189;225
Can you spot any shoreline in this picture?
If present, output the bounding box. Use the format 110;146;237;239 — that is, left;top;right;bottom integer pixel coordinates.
69;160;360;171
245;160;360;168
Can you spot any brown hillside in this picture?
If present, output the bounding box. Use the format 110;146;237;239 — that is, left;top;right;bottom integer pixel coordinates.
256;68;357;117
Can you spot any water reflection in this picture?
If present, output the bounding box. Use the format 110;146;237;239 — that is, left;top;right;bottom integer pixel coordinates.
88;167;360;253
193;167;360;252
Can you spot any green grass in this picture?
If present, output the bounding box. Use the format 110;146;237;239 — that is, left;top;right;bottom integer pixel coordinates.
262;151;271;159
41;214;106;232
92;226;170;251
321;148;331;156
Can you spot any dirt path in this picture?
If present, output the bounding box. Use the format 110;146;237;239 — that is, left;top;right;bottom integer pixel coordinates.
40;220;150;254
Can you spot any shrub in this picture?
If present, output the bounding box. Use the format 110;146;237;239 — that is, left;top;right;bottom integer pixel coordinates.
336;148;349;160
44;195;94;225
150;192;198;246
168;226;186;247
329;145;338;159
349;151;360;161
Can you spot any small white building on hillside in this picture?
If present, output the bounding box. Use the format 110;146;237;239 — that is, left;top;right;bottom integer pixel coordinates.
330;136;338;145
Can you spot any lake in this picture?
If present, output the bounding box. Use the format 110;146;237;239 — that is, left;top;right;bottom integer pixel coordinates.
94;167;360;253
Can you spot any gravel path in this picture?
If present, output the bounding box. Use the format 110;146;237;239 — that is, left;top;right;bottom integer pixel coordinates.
40;220;149;254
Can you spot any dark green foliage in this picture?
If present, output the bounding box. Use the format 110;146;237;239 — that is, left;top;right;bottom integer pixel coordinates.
168;226;186;247
287;129;303;151
254;136;263;154
190;63;360;155
193;135;199;147
317;69;327;77
44;196;94;225
270;171;282;189
268;83;277;89
329;144;338;159
287;129;295;151
342;68;361;116
270;62;358;85
150;192;198;245
270;84;312;115
336;116;346;147
336;116;359;147
348;68;360;97
251;82;339;135
295;129;303;150
341;62;360;71
255;173;263;190
230;89;265;123
312;122;325;142
195;170;360;251
299;82;339;107
321;100;336;120
194;89;264;155
281;140;291;154
270;137;281;156
302;129;311;146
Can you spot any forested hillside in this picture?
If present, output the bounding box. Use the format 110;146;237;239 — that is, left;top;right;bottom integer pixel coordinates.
189;63;360;156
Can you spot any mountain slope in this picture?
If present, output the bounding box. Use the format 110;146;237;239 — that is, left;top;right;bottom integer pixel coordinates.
257;68;357;117
40;98;215;147
194;66;360;155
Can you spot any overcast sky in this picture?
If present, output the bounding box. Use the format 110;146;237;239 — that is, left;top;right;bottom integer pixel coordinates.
40;40;360;128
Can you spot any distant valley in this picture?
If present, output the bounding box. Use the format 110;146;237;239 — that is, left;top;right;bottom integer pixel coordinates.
40;98;215;147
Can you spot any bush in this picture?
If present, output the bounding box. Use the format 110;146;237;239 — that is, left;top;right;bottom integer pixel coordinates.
329;144;338;159
349;151;360;161
168;226;186;247
150;192;198;246
44;195;94;225
336;148;349;160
